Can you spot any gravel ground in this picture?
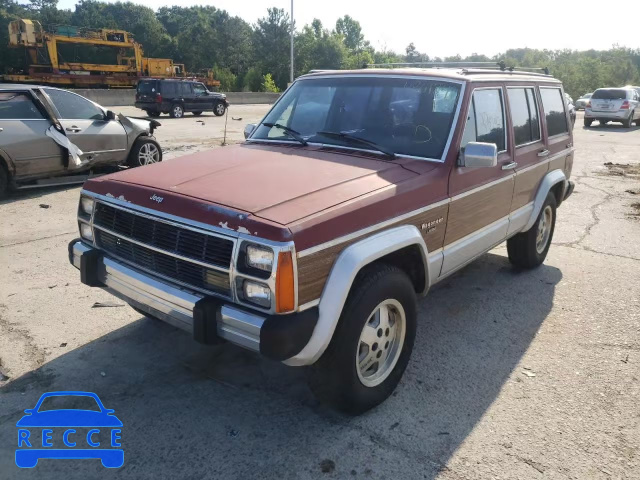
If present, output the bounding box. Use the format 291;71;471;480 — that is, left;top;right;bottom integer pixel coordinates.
0;111;638;479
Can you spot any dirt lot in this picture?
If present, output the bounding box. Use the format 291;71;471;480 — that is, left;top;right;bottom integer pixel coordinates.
0;110;638;479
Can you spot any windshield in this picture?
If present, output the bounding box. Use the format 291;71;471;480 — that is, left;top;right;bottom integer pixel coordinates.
592;89;627;100
251;76;462;160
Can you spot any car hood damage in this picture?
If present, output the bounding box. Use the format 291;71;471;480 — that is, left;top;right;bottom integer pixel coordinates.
84;143;418;226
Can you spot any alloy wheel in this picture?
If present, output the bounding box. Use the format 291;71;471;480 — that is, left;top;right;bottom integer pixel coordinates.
356;299;406;388
138;143;160;165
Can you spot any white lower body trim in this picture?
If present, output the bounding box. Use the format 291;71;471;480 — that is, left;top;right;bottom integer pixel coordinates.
440;217;509;278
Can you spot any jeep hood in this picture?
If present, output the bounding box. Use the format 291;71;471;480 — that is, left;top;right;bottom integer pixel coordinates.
89;143;418;225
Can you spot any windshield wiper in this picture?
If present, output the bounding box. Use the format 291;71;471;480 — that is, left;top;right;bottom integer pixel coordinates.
315;131;396;159
261;122;308;146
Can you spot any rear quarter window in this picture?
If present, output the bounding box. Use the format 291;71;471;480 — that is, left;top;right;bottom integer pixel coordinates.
540;87;568;137
0;92;44;119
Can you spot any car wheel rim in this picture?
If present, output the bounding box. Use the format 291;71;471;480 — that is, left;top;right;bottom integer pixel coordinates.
174;106;182;117
536;205;553;254
138;143;160;165
216;104;225;115
355;299;406;388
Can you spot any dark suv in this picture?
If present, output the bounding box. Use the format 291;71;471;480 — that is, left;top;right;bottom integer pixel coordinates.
135;79;228;118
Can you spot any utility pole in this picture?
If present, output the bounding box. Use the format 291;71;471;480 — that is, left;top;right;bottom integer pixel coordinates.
290;0;294;83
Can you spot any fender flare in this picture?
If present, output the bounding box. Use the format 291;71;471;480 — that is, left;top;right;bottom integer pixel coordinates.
284;225;429;366
523;169;567;231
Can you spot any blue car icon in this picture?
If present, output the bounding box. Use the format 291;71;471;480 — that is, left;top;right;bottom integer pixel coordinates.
16;391;123;468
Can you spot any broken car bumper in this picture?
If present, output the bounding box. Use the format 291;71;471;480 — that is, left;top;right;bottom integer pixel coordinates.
68;240;318;361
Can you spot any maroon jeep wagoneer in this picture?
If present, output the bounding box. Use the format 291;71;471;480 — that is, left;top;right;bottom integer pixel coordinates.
70;65;574;413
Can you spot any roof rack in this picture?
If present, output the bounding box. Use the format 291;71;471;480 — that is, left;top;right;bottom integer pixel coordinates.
363;61;550;76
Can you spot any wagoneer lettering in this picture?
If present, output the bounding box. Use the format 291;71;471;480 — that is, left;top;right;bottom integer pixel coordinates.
69;64;575;414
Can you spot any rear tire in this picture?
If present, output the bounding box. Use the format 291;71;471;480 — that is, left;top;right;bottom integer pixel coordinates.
127;138;162;167
622;113;633;128
584;118;593;127
146;110;160;118
169;104;184;118
213;102;226;116
600;119;608;126
308;264;417;414
507;191;557;269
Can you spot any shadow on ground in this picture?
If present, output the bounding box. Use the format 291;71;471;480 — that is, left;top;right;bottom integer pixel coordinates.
0;252;562;479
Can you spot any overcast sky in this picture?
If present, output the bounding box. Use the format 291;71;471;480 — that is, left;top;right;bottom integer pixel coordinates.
56;0;638;57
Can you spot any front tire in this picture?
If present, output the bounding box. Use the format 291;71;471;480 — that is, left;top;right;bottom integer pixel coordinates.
127;138;162;167
584;118;593;127
213;102;226;116
507;191;557;269
169;104;184;118
309;264;417;414
146;110;161;118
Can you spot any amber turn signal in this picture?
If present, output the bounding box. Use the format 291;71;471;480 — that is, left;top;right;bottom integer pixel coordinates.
275;251;295;313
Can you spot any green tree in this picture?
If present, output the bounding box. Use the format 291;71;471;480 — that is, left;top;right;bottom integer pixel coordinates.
335;15;363;51
254;8;291;90
295;19;346;75
213;65;237;92
243;66;263;92
262;73;279;92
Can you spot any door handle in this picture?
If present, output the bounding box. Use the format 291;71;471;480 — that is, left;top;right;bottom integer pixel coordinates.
501;161;518;170
537;149;550;157
66;126;82;133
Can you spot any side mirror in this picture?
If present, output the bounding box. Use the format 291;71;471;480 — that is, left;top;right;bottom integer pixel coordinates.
459;142;498;168
244;123;257;139
105;110;116;121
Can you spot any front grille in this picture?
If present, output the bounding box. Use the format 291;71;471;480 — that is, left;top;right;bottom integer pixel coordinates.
94;203;234;268
92;203;234;297
96;230;230;295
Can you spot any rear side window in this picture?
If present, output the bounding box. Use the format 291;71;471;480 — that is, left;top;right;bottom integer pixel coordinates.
0;92;44;119
592;89;627;100
180;83;192;95
161;82;177;96
137;81;157;94
461;88;506;152
540;88;568;137
508;87;541;146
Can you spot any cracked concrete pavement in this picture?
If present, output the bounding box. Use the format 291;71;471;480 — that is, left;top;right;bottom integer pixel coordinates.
0;110;638;479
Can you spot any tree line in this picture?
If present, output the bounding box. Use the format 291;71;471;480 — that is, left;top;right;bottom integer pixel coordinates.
1;0;639;99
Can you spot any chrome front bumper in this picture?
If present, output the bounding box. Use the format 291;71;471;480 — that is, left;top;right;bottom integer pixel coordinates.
69;240;265;352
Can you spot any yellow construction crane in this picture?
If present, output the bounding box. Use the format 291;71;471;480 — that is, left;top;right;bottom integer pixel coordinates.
3;19;220;89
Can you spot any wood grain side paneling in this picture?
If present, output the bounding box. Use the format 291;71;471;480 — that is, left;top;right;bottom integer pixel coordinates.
549;154;566;173
512;162;549;210
297;204;449;305
444;177;514;245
